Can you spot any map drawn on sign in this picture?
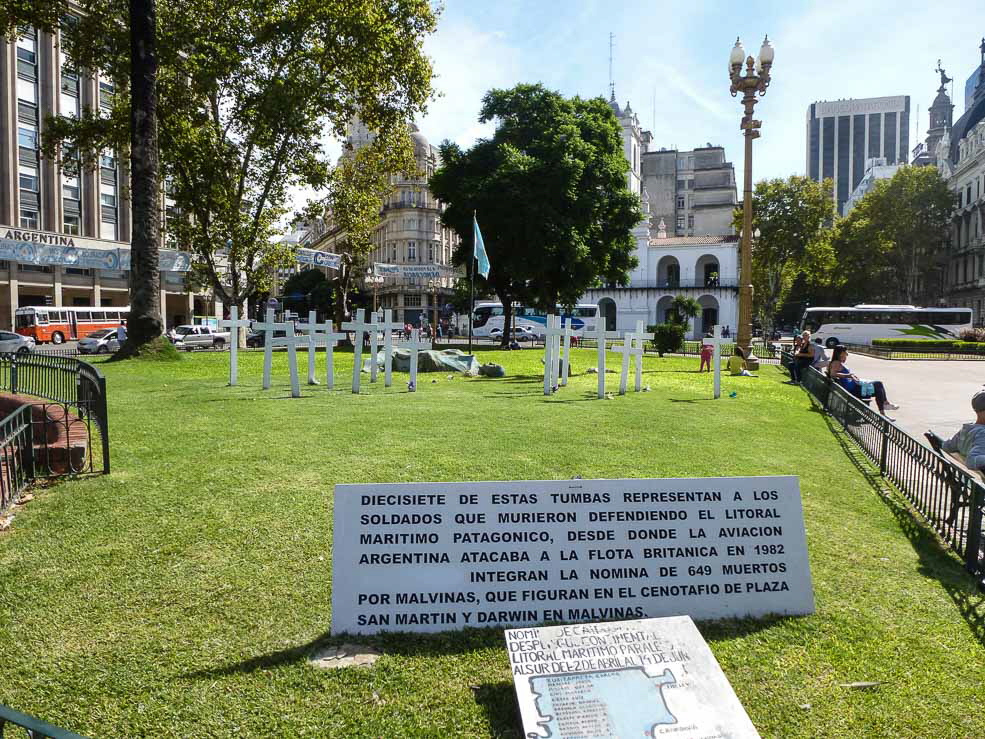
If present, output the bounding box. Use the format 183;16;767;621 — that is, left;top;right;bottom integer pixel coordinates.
528;667;677;739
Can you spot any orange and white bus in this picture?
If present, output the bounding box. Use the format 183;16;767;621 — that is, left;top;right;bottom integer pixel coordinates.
15;306;130;344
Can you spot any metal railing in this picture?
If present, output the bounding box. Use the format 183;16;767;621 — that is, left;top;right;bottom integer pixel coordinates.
785;352;985;583
0;353;109;515
846;343;985;361
584;278;739;290
0;703;87;738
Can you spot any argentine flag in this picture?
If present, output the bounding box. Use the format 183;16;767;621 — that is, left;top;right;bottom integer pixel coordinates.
473;214;491;279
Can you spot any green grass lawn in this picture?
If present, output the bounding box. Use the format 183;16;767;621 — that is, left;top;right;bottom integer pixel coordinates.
1;347;983;737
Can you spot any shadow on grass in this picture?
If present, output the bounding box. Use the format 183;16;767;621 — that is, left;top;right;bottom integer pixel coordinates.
472;682;522;738
808;394;985;647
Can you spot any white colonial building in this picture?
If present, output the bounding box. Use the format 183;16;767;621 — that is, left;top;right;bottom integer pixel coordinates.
580;94;739;339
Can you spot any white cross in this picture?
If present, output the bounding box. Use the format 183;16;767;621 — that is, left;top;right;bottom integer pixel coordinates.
367;311;383;383
376;309;403;388
399;328;432;392
616;328;642;396
560;319;582;387
217;305;251;386
252;308;281;391
704;324;729;399
271;328;304;398
543;314;564;395
592;319;621;399
312;319;346;390
342;309;374;394
295;310;322;385
632;319;654;392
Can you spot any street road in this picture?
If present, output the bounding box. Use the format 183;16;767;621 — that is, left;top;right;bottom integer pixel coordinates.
842;352;984;441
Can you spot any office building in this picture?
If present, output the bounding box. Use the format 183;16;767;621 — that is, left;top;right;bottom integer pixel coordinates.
640;146;737;239
2;25;216;332
806;96;910;213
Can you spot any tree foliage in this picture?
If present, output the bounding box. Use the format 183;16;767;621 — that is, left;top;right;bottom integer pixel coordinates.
737;176;834;339
430;83;641;343
828;166;953;304
651;323;685;357
281;268;334;317
670;295;701;324
36;0;436;324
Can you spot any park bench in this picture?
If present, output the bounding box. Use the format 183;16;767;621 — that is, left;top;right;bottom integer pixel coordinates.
924;431;985;524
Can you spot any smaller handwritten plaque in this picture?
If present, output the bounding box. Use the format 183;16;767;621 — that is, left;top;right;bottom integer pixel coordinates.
506;616;760;739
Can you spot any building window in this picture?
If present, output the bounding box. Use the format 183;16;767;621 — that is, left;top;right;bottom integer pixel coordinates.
407;241;416;260
676;196;685;209
66;267;92;276
676;216;685;230
100;193;117;207
19;169;38;191
404;294;421;307
19;207;39;229
17;126;37;150
428;243;434;261
63;214;81;235
688;214;695;228
19;264;52;274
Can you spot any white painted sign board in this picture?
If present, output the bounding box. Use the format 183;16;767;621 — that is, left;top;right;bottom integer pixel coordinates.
331;476;813;635
507;616;760;739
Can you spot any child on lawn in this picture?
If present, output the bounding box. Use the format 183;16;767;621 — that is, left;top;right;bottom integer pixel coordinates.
699;340;714;372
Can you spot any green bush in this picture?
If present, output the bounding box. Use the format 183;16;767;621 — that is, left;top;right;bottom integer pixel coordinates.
651;323;685;357
871;338;985;354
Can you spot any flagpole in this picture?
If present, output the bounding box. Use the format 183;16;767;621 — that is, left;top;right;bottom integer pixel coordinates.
469;210;475;356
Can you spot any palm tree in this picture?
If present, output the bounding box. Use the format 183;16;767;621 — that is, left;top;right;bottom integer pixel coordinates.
670;295;701;326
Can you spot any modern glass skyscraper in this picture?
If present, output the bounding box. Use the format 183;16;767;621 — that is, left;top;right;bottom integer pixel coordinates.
805;96;910;213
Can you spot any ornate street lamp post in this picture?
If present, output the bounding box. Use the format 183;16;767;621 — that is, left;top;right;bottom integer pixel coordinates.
729;35;774;367
364;268;384;312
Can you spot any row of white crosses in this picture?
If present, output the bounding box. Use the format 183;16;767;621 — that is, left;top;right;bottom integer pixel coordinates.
220;306;431;396
542;315;654;398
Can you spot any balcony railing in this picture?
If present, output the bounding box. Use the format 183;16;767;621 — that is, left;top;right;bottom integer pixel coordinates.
586;278;738;290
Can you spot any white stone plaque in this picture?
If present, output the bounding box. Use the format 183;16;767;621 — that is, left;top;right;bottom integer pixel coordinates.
507;616;760;739
331;477;813;635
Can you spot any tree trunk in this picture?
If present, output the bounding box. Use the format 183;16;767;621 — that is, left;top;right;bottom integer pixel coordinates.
121;0;163;352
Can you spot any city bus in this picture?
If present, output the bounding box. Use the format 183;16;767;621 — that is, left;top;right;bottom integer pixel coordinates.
472;302;599;338
15;306;130;344
799;305;973;347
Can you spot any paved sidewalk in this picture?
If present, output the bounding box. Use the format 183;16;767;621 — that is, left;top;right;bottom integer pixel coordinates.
841;352;984;440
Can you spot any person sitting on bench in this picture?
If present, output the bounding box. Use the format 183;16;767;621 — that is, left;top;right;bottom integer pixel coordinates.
940;390;985;470
827;345;899;417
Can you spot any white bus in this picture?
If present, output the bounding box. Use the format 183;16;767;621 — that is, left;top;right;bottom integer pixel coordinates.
800;305;973;347
472;303;599;338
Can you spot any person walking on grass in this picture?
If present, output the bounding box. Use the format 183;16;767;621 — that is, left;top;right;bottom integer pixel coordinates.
699;337;713;372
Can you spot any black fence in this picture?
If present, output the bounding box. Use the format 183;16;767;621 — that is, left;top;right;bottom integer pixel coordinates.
785;352;985;585
845;343;985;361
0;703;87;738
0;353;109;515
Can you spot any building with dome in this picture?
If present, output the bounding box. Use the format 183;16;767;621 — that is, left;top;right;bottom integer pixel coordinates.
300;120;462;328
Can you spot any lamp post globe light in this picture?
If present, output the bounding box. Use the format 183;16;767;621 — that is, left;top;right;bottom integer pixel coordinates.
729;35;773;369
364;267;384;312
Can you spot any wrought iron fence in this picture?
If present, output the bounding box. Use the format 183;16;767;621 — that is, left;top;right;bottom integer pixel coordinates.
0;353;109;515
845;343;985;361
0;703;88;738
785;352;985;584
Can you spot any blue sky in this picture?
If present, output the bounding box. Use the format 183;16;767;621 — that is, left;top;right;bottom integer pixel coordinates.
292;1;982;216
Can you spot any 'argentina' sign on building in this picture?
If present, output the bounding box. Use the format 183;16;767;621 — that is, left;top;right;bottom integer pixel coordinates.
0;228;192;272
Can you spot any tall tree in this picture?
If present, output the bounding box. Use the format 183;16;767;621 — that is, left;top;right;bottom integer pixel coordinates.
309;127;417;325
121;0;163;355
3;1;164;356
737;176;834;340
430;83;640;344
860;166;954;303
39;0;436;345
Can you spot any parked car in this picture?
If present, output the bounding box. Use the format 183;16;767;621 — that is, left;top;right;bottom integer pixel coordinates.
169;325;230;351
245;328;295;348
489;326;537;342
0;331;34;354
78;328;120;354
